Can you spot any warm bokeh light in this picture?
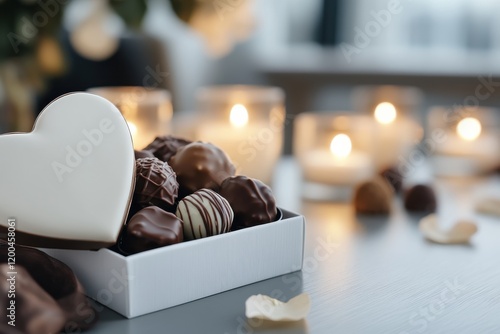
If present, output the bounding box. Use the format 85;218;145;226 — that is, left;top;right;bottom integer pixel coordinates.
229;104;249;127
457;117;481;141
374;102;397;124
330;134;352;159
127;121;138;138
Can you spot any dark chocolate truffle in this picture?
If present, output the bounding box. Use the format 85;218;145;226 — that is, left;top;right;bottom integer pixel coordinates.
121;207;184;254
176;189;233;240
143;135;192;162
134;157;179;212
380;166;403;193
169;142;236;198
0;243;97;332
134;149;155;160
404;184;437;213
219;176;277;230
353;177;393;214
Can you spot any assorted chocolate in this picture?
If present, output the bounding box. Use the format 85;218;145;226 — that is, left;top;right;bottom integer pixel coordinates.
176;189;234;240
134;157;179;212
219;176;277;230
404;184;437;213
120;207;183;254
115;136;278;255
169;142;236;198
0;242;97;333
353;177;393;215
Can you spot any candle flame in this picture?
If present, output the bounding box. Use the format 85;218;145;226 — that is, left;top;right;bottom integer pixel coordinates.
229;104;248;127
374;102;397;124
457;117;481;141
330;134;352;159
127;121;138;138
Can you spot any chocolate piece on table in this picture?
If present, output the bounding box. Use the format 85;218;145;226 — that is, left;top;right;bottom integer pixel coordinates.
134;150;155;160
143;135;192;162
404;184;437;213
353;177;393;215
169;142;236;198
176;188;234;240
134;157;179;212
120;207;184;254
219;176;277;230
0;243;97;331
0;264;66;334
380;166;403;193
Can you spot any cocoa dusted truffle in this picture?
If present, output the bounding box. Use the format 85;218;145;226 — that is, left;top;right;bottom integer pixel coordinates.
219;176;277;230
353;177;393;214
134;157;179;212
134;150;155;160
120;207;184;254
404;184;437;213
143;135;192;162
176;189;234;240
169;142;236;198
380;166;403;193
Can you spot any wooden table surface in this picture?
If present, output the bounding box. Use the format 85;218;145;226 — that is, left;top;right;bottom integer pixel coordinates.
90;158;500;334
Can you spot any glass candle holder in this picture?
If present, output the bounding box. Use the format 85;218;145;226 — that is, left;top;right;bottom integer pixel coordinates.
195;85;285;185
351;85;424;170
428;106;500;176
87;87;173;150
294;112;376;201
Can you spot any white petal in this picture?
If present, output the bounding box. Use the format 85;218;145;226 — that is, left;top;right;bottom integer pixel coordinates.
245;293;310;322
419;214;478;244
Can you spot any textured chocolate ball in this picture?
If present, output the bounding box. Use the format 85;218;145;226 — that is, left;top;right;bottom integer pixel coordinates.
121;207;183;254
133;157;179;212
143;135;192;162
134;150;155;160
353;177;393;214
169;142;236;198
380;166;403;193
176;189;234;240
404;184;437;213
219;176;277;230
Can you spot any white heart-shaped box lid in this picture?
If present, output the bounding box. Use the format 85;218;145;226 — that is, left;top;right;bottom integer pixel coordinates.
0;92;135;249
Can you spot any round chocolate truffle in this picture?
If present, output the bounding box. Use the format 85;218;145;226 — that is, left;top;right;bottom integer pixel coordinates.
134;150;155;160
404;184;437;213
380;166;403;193
353;177;393;214
133;157;179;212
219;176;277;230
169;142;236;198
121;207;183;254
176;189;234;240
143;135;192;162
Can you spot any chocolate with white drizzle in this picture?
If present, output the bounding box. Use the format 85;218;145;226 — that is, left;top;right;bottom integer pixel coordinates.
176;189;233;240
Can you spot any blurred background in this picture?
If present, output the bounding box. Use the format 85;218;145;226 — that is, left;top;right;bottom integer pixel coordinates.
2;0;500;153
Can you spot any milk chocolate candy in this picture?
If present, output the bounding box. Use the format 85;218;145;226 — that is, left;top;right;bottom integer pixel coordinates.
353;177;393;215
169;142;236;198
134;157;179;212
134;150;155;160
143;135;192;162
121;207;184;254
219;176;277;230
0;264;66;334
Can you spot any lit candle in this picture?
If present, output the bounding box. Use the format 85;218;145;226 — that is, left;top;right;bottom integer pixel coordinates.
373;102;422;169
434;116;500;175
197;103;282;184
301;134;373;185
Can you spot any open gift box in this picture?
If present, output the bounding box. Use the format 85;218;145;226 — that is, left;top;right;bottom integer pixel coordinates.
45;209;304;318
0;92;305;319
